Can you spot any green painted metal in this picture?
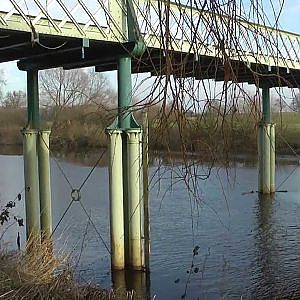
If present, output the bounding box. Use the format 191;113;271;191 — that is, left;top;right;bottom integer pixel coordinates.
0;12;109;41
27;70;39;128
126;129;144;270
130;41;146;57
258;124;262;192
122;133;130;267
2;0;300;70
109;0;127;41
108;0;145;270
142;111;150;272
270;124;276;193
38;130;52;240
108;129;125;269
138;130;145;268
258;85;276;194
127;0;137;41
108;45;144;271
262;86;271;123
258;123;271;194
118;56;132;129
2;0;300;71
23;70;41;239
22;129;40;238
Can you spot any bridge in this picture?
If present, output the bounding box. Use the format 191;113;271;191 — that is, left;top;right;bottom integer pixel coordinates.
0;0;299;272
0;0;300;85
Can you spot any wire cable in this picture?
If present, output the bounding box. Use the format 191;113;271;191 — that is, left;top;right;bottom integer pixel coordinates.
79;201;110;254
51;199;74;237
78;149;107;191
276;132;300;190
37;41;67;50
40;133;74;190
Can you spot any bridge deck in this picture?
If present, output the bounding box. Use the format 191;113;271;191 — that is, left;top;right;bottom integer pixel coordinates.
0;0;300;88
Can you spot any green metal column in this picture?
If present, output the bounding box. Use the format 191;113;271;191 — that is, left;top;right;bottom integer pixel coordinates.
27;70;39;128
110;53;147;270
122;133;130;267
262;86;271;123
22;129;40;239
258;123;271;193
142;111;150;272
270;124;276;193
118;56;132;129
23;70;40;239
126;129;143;270
38;130;52;240
258;84;275;194
108;129;125;269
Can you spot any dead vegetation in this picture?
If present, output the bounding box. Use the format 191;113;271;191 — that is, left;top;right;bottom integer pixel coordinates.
0;235;117;299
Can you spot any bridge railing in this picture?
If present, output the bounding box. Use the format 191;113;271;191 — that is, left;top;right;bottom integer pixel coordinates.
0;0;300;70
0;0;113;39
134;0;300;69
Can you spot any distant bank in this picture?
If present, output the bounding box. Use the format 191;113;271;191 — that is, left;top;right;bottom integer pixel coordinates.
0;107;299;157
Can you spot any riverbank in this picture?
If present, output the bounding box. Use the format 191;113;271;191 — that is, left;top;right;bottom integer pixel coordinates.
0;237;121;299
0;240;106;299
0;107;299;156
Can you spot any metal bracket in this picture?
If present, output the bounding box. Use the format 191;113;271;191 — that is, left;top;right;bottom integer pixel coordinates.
71;189;81;201
31;30;39;45
81;37;90;59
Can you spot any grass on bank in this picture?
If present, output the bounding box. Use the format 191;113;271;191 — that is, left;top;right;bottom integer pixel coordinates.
273;112;300;153
0;106;300;156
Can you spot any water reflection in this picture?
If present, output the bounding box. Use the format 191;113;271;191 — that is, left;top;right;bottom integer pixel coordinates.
112;270;151;300
253;194;277;298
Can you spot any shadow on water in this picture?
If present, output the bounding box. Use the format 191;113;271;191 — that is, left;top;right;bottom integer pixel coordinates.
112;270;151;300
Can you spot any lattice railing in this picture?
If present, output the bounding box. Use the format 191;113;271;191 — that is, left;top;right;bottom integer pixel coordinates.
0;0;300;70
134;0;300;69
0;0;114;40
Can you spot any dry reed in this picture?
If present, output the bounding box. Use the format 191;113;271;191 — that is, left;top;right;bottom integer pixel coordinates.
0;235;117;299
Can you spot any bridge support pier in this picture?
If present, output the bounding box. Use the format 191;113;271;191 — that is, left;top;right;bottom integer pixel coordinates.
258;85;275;194
126;129;144;270
38;130;52;240
23;70;53;241
107;55;147;271
108;129;125;269
23;129;40;239
270;123;276;193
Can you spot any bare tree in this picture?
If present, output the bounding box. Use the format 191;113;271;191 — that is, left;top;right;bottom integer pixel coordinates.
39;68;115;109
0;69;6;102
2;90;26;108
291;94;300;112
272;97;290;113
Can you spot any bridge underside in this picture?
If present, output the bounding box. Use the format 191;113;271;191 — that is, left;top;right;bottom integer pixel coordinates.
1;30;300;88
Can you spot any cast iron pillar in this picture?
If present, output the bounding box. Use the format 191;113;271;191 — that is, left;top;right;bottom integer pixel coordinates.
258;84;275;194
23;70;40;239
